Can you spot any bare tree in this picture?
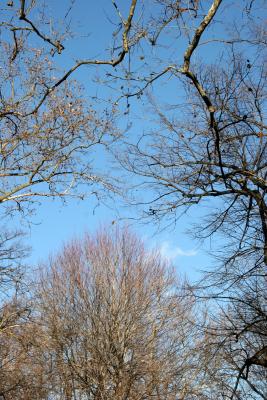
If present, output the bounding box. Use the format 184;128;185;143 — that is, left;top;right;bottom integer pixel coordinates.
101;1;267;397
116;0;267;270
2;2;266;267
0;296;54;400
0;2;266;397
0;39;119;216
199;271;267;399
0;229;29;293
0;0;140;344
0;2;141;394
31;227;206;400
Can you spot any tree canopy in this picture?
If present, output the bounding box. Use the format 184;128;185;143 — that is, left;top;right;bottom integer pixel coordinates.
0;1;266;398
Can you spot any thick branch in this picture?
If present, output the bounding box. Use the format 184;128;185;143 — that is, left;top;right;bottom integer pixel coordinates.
183;0;222;72
19;0;64;53
23;0;138;116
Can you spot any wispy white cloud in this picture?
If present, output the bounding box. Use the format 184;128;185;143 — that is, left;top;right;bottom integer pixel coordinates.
160;241;197;260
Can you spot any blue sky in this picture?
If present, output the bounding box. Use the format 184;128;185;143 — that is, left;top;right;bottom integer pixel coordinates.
27;194;211;281
13;0;261;281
